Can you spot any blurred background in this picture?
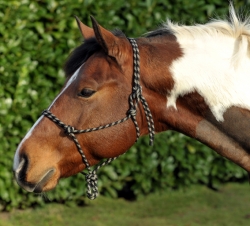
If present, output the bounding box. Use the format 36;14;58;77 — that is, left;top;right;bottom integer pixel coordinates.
1;0;250;223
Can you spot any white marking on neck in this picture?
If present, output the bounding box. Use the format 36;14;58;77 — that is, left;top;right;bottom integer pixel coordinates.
164;5;250;121
167;33;250;121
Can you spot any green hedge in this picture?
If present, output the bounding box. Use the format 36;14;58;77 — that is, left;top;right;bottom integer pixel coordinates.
0;0;248;211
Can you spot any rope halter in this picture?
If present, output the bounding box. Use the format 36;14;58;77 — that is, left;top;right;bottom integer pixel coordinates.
42;38;155;200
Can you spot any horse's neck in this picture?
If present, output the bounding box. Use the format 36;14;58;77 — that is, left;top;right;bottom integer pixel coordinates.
141;34;250;172
141;33;250;131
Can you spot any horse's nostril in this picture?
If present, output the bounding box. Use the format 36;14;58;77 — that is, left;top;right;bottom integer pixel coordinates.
13;154;38;192
14;154;29;180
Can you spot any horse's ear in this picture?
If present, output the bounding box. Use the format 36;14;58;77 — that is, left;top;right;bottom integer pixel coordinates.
75;16;94;40
90;16;120;58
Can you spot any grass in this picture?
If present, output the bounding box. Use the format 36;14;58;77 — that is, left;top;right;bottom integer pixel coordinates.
1;183;250;226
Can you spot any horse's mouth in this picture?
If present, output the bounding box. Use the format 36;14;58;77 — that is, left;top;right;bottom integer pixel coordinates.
14;168;56;193
33;169;55;193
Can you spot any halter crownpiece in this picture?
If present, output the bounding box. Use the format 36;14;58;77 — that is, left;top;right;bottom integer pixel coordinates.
42;38;155;200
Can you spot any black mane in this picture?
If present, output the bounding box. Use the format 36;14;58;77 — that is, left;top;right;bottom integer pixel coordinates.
64;27;173;76
64;38;101;76
64;29;126;76
145;27;174;38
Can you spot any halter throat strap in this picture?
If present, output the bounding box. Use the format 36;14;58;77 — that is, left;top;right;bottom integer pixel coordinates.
42;38;155;200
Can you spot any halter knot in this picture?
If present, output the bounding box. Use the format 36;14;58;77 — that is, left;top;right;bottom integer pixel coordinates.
132;86;141;98
84;171;98;200
128;108;137;117
64;125;75;135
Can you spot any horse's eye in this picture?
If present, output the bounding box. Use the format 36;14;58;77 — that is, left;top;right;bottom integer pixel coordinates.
78;88;96;98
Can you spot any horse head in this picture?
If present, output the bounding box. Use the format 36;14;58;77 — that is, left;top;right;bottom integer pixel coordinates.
13;17;150;193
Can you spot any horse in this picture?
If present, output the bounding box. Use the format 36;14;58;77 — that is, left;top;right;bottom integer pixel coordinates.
13;5;250;199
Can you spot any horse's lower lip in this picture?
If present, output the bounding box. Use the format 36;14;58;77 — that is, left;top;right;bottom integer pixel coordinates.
33;169;55;193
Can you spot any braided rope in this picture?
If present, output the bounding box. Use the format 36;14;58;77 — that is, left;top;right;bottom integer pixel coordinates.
42;38;155;200
128;38;155;145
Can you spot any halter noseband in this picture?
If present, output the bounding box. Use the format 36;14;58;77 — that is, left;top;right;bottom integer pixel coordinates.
42;38;155;200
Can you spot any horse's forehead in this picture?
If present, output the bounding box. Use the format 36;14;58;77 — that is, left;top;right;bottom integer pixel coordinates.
79;54;123;83
84;53;110;72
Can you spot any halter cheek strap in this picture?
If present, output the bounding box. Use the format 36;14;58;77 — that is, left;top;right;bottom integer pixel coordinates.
42;38;155;200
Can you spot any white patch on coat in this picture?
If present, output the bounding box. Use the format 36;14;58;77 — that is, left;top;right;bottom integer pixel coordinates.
13;65;83;170
48;65;83;109
165;5;250;121
13;115;44;170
